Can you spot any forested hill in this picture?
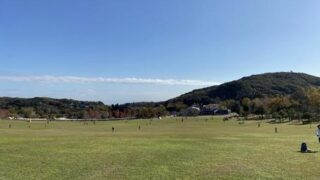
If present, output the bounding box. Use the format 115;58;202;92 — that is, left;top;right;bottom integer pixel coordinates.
166;72;320;106
2;72;320;119
0;97;110;119
0;97;166;119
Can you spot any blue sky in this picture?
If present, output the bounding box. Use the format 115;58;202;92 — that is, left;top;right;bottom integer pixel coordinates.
0;0;320;104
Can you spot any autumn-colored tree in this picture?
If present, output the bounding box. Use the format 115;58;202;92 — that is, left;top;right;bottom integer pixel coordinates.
306;88;320;114
0;109;9;119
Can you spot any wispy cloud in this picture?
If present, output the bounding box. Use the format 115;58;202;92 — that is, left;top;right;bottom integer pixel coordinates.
0;75;219;86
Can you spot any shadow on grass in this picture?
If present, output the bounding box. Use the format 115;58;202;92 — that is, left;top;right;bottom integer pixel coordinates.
296;151;318;154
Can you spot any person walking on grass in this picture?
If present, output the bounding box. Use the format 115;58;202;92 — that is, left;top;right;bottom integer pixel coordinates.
316;125;320;143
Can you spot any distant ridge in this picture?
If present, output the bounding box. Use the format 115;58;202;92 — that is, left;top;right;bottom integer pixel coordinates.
166;72;320;106
2;72;320;119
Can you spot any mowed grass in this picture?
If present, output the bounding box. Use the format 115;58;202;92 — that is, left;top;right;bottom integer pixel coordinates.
1;117;320;180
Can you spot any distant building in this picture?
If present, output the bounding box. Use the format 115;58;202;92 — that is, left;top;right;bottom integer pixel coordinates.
55;117;68;121
180;104;231;117
190;105;201;112
180;106;201;116
200;104;231;115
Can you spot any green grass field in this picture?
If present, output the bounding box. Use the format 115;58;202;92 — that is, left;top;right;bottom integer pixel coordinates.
1;117;319;180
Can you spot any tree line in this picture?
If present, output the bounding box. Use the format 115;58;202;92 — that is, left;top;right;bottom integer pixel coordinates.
219;87;320;121
0;98;169;119
1;87;320;120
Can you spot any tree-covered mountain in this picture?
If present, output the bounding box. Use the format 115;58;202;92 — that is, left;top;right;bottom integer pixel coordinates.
1;72;320;120
166;72;320;107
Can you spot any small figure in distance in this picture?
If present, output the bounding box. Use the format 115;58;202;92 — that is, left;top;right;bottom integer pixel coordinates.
300;142;317;153
112;127;115;133
316;125;320;143
138;125;141;131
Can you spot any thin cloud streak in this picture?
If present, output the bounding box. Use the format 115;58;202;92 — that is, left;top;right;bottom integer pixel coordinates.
0;75;220;86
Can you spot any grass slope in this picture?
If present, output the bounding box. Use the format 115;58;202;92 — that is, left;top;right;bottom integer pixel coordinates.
0;117;319;180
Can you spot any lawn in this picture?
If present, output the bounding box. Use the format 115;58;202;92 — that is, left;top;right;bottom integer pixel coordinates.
0;117;319;180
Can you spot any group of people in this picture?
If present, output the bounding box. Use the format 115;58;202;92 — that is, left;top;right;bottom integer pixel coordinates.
300;125;320;153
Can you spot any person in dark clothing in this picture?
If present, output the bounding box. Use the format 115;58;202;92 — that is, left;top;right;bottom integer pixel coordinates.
316;125;320;143
300;142;316;153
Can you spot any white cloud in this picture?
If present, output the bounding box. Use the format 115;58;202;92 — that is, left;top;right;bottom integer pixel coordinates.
0;75;220;86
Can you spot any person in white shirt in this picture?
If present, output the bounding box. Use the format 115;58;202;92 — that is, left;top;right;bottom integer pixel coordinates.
316;125;320;143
